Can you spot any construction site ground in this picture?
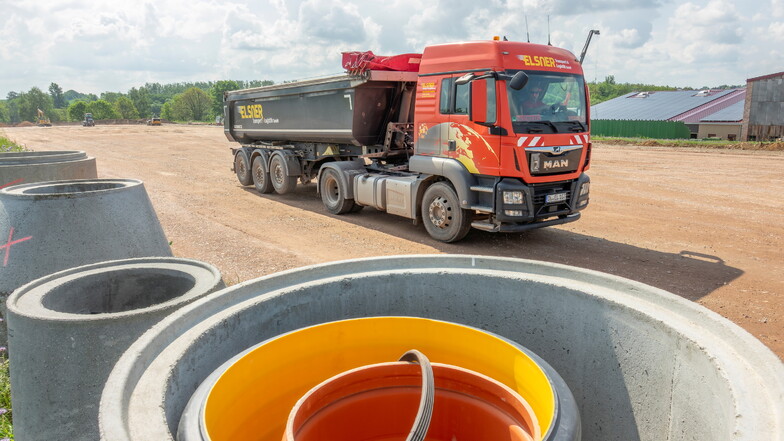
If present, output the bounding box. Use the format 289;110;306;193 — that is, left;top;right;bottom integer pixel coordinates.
3;124;782;361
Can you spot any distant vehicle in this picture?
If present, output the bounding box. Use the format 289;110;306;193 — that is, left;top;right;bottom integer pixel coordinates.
36;108;52;127
82;113;95;127
147;117;162;126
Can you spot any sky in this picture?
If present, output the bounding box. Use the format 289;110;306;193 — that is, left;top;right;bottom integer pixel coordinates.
1;0;783;98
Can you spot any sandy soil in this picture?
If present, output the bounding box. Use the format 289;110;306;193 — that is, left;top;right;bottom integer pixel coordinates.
3;124;782;360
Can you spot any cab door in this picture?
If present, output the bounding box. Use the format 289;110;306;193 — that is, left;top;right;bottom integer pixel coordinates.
441;75;500;175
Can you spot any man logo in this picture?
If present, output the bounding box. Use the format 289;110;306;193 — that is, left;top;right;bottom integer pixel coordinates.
553;146;562;153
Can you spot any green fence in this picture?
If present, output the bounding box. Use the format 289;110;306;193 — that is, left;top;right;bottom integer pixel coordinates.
591;120;691;139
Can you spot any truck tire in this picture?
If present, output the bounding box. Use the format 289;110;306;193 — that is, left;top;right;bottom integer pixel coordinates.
320;168;356;214
270;154;297;194
421;182;472;243
251;156;274;194
234;152;253;186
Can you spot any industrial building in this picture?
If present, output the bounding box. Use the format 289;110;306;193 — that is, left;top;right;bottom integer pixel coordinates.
741;71;784;141
590;88;746;140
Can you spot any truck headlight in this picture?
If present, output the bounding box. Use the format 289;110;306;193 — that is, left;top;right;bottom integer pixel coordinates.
579;182;590;196
503;191;524;204
504;210;524;217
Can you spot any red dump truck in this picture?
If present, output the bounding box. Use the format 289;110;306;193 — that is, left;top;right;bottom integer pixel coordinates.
224;38;591;242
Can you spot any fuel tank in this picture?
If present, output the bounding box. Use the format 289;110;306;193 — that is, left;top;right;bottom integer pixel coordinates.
224;72;416;146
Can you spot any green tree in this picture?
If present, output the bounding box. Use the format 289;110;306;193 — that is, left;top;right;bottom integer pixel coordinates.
67;101;89;121
113;96;140;119
49;82;67;108
100;92;124;103
6;92;18;101
209;80;240;118
87;99;118;120
4;98;20;123
18;87;54;122
160;101;173;120
0;101;8;123
171;87;211;121
128;87;151;118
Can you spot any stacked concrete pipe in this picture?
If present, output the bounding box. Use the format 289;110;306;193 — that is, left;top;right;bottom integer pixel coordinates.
100;255;784;441
6;257;224;441
0;178;172;346
0;151;97;186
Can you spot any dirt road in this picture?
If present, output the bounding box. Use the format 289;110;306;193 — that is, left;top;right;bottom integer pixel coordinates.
4;124;783;359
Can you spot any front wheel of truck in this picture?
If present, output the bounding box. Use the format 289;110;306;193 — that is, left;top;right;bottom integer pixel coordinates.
421;182;472;243
320;168;356;214
251;156;274;194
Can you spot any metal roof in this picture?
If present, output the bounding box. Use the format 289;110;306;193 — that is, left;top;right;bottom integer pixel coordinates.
700;100;745;123
591;89;741;121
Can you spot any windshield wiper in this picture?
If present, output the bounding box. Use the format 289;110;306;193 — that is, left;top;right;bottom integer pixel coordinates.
562;120;587;132
526;121;559;133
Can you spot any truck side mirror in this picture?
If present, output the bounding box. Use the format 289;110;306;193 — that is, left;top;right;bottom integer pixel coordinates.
470;78;496;126
509;71;529;90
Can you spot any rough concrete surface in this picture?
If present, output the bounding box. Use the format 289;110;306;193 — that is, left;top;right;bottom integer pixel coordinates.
0;150;97;185
1;125;781;360
0;177;173;346
6;257;224;441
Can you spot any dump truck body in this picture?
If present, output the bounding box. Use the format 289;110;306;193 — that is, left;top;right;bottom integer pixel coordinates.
224;39;590;242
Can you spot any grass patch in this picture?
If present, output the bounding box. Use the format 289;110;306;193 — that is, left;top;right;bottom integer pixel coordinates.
0;351;12;440
0;132;27;153
592;136;784;151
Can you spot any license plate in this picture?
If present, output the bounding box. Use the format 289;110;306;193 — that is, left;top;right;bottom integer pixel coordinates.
545;192;568;203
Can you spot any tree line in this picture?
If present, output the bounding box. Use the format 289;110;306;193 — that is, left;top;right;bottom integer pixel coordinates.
0;80;273;124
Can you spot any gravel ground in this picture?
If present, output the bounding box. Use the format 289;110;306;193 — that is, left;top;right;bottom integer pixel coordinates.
4;124;782;360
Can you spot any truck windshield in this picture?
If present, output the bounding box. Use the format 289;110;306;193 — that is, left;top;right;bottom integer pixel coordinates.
506;71;587;134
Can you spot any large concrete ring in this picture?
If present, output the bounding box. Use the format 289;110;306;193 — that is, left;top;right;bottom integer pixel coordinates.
99;255;784;441
6;257;225;441
0;150;97;185
0;178;173;346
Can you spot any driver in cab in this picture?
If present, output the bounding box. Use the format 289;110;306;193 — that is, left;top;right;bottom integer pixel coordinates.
520;85;548;115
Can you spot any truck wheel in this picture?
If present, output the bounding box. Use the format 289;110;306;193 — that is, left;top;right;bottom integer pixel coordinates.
234;152;253;186
270;155;297;194
251;156;274;194
320;168;356;214
421;182;472;243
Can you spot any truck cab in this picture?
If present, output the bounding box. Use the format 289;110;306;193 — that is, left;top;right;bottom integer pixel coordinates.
409;40;591;239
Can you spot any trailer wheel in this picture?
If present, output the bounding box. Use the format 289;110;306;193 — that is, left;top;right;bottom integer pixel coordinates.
234;152;252;186
270;155;297;194
320;168;356;214
421;182;472;243
251;156;274;194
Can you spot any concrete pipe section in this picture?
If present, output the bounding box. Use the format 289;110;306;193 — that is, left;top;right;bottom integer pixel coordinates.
0;178;172;345
6;257;224;441
177;317;576;441
99;255;784;441
0;150;97;187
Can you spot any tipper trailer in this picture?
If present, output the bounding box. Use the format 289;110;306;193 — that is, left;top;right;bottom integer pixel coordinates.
224;38;591;242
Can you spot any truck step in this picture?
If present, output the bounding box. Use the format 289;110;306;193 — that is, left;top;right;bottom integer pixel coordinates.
470;205;494;213
470;185;494;193
471;220;500;232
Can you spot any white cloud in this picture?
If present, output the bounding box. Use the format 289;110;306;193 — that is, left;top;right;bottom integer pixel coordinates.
773;0;784;18
0;0;781;96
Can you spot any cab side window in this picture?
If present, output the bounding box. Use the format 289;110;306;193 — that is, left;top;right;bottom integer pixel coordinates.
439;77;469;115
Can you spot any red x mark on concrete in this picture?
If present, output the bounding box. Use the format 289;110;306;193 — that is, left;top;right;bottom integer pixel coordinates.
1;227;32;267
0;179;24;190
